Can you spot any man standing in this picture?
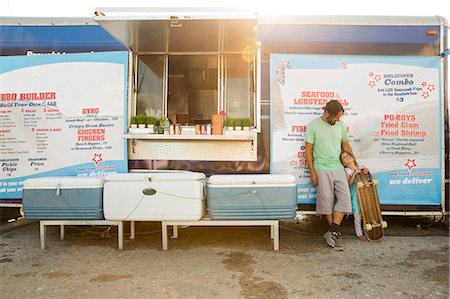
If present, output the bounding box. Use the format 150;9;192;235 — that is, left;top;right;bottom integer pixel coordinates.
305;100;354;248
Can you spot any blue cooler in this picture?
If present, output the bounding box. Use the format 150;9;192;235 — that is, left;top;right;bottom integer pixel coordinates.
207;174;297;220
22;177;105;220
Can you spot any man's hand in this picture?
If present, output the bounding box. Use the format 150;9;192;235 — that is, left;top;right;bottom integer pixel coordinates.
310;171;319;185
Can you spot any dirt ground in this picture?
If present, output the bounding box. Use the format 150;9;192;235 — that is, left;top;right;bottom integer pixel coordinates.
0;211;448;299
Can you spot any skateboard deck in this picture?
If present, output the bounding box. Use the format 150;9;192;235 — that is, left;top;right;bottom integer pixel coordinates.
355;172;387;241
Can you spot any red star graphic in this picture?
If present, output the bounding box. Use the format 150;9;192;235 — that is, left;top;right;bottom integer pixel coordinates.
369;72;374;77
421;81;427;87
427;84;435;92
422;91;430;99
92;153;103;165
374;74;381;82
340;61;347;69
368;81;376;88
404;159;417;171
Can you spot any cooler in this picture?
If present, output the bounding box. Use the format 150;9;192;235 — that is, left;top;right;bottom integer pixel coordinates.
103;172;206;221
22;177;105;220
207;174;297;219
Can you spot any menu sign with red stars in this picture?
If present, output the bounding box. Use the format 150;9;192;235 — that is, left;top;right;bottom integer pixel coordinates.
271;54;442;206
0;52;129;199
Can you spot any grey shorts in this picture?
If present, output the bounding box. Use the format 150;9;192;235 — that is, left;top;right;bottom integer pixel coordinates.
315;169;352;215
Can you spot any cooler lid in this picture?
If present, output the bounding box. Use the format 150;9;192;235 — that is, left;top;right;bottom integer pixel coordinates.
23;176;105;189
105;171;206;182
208;174;296;185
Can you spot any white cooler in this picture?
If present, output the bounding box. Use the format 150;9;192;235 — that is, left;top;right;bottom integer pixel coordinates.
103;172;206;221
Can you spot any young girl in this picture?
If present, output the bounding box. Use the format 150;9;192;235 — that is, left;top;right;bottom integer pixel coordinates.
340;151;368;241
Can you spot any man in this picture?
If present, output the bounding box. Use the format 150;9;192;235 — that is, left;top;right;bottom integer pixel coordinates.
305;100;354;248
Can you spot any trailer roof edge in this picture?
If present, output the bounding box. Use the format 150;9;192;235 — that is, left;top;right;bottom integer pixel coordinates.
94;7;257;20
1;14;447;27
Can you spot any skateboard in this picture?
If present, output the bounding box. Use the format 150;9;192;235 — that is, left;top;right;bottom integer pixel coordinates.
355;172;387;241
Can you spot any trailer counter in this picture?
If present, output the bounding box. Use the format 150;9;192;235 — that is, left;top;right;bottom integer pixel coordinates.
124;132;257;161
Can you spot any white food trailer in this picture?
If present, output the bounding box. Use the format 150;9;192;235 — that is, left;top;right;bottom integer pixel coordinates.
0;8;448;217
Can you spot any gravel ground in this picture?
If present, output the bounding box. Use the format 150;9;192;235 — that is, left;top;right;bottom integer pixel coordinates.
0;213;448;299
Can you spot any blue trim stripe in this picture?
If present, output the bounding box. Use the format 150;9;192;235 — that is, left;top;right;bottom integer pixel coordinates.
0;25;126;56
270;54;440;69
258;24;441;44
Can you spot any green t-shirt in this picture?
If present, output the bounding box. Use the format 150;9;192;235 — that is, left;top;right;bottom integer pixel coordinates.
305;117;348;170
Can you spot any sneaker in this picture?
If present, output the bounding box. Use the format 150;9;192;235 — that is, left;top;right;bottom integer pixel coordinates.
324;230;337;248
335;232;343;247
357;235;368;241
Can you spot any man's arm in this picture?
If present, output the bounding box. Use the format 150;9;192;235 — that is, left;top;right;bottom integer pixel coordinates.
305;142;318;185
341;140;354;156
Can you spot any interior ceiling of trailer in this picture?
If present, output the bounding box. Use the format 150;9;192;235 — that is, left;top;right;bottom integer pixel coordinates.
94;19;157;52
95;18;258;53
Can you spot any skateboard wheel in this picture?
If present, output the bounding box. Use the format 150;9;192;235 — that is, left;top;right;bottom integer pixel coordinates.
365;224;373;231
372;179;378;185
382;221;388;228
356;182;364;189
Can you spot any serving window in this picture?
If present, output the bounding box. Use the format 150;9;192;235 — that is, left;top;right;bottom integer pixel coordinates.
136;55;164;116
134;19;256;126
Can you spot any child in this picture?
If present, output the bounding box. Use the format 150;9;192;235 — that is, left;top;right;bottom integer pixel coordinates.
340;151;368;241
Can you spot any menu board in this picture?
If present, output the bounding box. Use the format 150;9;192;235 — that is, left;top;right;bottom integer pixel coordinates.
0;52;128;198
270;54;442;206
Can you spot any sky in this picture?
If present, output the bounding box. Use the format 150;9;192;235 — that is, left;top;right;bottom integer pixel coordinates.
0;0;449;18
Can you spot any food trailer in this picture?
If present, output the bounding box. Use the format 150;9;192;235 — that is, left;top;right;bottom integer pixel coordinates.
0;8;448;216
